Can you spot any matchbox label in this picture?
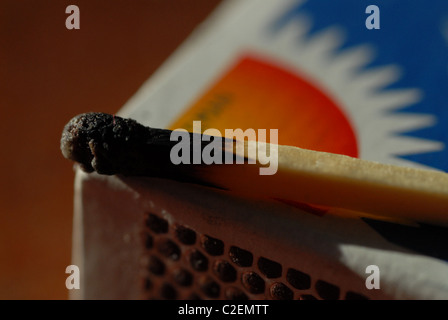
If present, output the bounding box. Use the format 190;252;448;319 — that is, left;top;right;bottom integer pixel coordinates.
169;1;448;173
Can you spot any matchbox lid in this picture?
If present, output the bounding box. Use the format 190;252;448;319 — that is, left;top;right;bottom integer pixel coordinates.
115;0;448;298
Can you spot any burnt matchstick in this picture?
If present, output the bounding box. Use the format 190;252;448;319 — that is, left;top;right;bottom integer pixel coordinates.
61;112;448;226
60;112;241;187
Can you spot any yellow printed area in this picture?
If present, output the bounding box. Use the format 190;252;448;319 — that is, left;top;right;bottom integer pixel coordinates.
169;54;358;157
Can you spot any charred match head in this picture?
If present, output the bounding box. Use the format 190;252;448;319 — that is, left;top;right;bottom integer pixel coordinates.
60;112;113;172
61;112;147;174
60;112;181;176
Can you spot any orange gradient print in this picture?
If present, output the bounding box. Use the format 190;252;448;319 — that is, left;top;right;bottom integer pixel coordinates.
170;55;358;157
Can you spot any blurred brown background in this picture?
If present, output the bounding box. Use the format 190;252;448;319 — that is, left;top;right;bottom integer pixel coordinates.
0;0;221;299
